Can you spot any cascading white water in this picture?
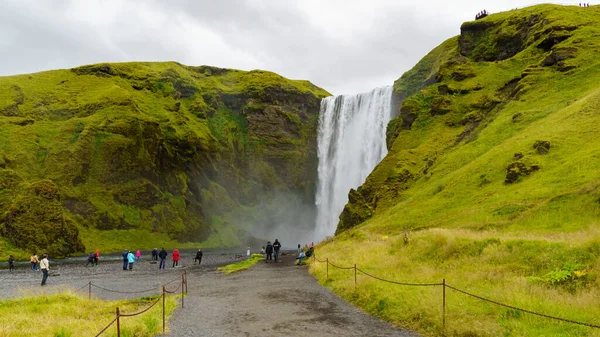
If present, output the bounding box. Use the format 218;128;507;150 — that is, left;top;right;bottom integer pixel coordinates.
314;86;393;239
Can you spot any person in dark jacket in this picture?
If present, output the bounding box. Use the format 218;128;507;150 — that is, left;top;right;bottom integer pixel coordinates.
152;248;158;261
265;241;273;262
122;249;129;270
158;248;168;270
194;248;203;265
8;255;15;272
86;252;95;267
273;239;282;262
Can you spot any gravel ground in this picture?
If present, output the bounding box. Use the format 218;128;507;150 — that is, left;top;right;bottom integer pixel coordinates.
0;251;418;337
158;253;418;337
0;250;244;300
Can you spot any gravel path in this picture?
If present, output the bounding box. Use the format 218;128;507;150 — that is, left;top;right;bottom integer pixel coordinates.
159;253;418;337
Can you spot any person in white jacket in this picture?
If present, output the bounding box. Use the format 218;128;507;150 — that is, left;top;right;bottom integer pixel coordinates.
40;254;49;286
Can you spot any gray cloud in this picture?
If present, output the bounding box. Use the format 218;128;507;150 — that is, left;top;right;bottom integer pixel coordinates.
0;0;578;94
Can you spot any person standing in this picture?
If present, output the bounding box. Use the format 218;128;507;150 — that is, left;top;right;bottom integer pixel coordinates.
194;248;203;265
127;251;135;270
152;248;158;261
40;254;49;286
30;253;38;271
159;248;168;270
86;252;95;267
172;249;180;268
273;239;281;262
265;241;273;262
246;247;251;259
135;250;141;262
94;249;99;266
122;249;129;271
8;255;15;272
297;244;301;253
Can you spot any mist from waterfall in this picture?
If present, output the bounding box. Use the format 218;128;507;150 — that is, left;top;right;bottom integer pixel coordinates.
314;86;393;239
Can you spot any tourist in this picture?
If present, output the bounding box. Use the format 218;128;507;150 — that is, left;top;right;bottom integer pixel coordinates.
247;247;251;259
127;250;135;270
152;248;158;261
260;246;265;260
122;249;129;270
172;248;180;268
159;248;168;270
296;251;305;265
40;254;49;286
94;249;99;266
273;239;282;262
30;253;38;271
86;252;95;267
194;248;203;265
136;250;141;262
265;241;273;262
8;255;15;272
297;244;301;253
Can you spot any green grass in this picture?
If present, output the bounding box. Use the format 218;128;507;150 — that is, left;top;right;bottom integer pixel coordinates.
319;4;600;336
0;61;328;259
217;254;264;274
0;291;178;337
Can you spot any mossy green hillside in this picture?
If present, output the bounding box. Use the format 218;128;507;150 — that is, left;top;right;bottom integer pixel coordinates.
323;4;600;336
0;62;329;259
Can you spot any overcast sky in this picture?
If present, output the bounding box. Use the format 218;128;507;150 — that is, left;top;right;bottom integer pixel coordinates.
0;0;589;95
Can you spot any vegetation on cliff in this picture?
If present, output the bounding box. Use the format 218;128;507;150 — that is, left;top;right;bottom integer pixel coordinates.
317;4;600;336
0;62;328;259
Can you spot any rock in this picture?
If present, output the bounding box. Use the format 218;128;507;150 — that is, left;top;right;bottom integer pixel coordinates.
512;113;523;122
514;152;524;160
541;48;577;67
533;140;551;154
505;161;540;184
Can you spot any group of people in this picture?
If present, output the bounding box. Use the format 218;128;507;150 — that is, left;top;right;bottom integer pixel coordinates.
85;249;100;267
121;248;203;270
296;243;315;265
261;239;282;262
475;10;489;20
121;249;144;270
579;3;591;7
6;253;43;272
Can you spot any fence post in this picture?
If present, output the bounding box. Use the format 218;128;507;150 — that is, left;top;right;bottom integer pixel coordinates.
162;286;166;334
88;281;91;300
442;279;446;335
181;274;185;308
116;307;121;337
184;270;188;294
354;264;357;290
326;258;329;279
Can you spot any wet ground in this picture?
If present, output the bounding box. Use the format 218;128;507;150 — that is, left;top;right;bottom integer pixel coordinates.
0;252;418;337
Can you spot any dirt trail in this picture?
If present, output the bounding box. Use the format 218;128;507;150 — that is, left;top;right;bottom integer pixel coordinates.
160;254;418;337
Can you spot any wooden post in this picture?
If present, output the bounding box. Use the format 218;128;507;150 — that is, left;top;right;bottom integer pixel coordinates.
116;307;121;337
181;274;184;308
184;270;188;294
326;258;329;279
162;287;166;333
88;281;91;300
354;264;357;290
442;279;446;334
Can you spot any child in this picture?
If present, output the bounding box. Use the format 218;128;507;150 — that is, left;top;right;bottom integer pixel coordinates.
246;247;251;259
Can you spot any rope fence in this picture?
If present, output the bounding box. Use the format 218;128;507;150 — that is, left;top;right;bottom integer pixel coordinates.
88;270;188;337
313;255;600;332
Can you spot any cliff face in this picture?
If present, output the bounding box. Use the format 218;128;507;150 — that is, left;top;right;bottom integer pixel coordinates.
0;62;329;257
337;4;600;232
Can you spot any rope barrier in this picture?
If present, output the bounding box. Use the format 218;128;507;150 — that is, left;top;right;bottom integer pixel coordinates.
120;295;163;317
356;268;442;287
74;283;89;291
164;283;182;294
445;284;600;329
327;261;356;270
93;318;117;337
91;284;158;294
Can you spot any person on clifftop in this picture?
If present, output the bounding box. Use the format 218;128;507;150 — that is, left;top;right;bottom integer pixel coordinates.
40;254;49;286
159;248;168;270
265;241;273;262
273;239;282;262
194;248;203;265
172;248;180;268
8;255;15;272
122;249;129;270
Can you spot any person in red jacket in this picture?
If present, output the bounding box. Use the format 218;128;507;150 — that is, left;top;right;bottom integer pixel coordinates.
172;249;180;267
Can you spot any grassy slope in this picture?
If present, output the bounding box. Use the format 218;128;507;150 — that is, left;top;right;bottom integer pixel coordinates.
0;62;329;260
0;292;178;337
313;5;600;337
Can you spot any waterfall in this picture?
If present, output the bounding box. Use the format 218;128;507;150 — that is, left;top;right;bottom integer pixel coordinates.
314;86;393;239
